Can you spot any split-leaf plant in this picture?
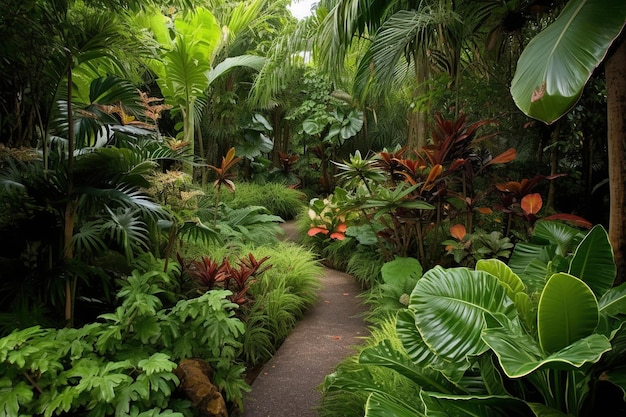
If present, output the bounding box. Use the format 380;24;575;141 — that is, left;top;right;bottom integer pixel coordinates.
324;223;626;416
0;269;248;417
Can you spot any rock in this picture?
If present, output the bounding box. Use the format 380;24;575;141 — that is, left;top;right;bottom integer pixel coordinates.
174;358;228;417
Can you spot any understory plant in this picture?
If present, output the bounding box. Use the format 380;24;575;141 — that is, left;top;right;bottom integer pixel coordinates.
308;114;517;269
322;223;626;416
218;182;307;221
0;269;248;417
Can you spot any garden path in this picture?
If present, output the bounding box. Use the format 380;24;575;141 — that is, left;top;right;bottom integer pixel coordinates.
241;222;369;417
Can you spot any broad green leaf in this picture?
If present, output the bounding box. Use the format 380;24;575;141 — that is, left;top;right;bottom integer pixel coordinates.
359;339;455;394
538;273;599;353
364;392;425;417
207;55;266;85
381;257;422;293
409;266;516;365
483;318;611;378
302;118;324;135
599;282;626;317
526;402;572;416
533;220;583;254
396;310;466;382
479;354;509;396
509;243;551;291
511;0;626;123
421;391;527;417
476;259;525;299
569;224;616;297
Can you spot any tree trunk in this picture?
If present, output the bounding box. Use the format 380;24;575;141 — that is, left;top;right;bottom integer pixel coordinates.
606;35;626;284
407;52;429;151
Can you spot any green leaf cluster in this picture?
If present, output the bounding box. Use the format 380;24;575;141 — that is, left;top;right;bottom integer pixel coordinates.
0;269;248;417
324;224;626;416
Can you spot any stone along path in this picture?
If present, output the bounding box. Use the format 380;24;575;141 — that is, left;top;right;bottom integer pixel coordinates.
242;223;369;417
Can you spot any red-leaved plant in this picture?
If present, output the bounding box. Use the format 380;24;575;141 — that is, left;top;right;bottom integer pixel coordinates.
186;253;272;307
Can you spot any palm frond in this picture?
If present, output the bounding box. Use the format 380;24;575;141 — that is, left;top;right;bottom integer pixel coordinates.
177;218;222;246
102;206;150;261
249;16;320;108
71;221;107;257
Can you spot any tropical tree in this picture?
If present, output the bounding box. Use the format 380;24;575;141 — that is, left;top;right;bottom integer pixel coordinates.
311;0;501;150
510;0;626;280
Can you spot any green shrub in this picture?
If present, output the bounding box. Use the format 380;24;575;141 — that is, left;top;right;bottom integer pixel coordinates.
176;241;322;368
0;270;248;417
346;248;384;289
242;242;322;365
217;182;307;220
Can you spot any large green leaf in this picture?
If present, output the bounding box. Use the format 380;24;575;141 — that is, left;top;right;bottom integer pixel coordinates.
476;259;525;299
511;0;626;123
364;392;425;417
483;316;611;378
508;242;552;291
569;225;616;297
409;266;516;364
421;391;530;417
538;273;599;353
599;282;626;317
207;55;266;85
380;257;423;295
359;339;455;394
533;220;583;255
396;310;466;382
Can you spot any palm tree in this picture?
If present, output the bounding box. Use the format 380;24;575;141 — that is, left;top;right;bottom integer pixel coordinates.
253;0;499;150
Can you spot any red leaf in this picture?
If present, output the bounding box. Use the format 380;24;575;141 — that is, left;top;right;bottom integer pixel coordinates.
330;232;346;240
521;193;542;215
543;214;593;229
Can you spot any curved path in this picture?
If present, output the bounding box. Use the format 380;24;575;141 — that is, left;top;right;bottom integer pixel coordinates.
242;223;369;417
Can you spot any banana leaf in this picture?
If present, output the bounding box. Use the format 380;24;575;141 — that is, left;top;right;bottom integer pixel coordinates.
538;273;599;353
569;225;616;298
511;0;626;123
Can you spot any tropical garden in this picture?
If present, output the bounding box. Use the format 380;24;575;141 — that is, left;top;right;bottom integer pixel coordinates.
0;0;625;416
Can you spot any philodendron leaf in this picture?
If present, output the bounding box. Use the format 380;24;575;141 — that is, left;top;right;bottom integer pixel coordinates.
526;402;571;417
421;391;530;417
409;266;516;365
599;282;626;317
476;259;525;299
364;392;424;417
359;339;455;394
396;310;466;382
569;224;616;298
482;317;611;378
381;257;423;293
511;0;626;123
538;273;599;353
